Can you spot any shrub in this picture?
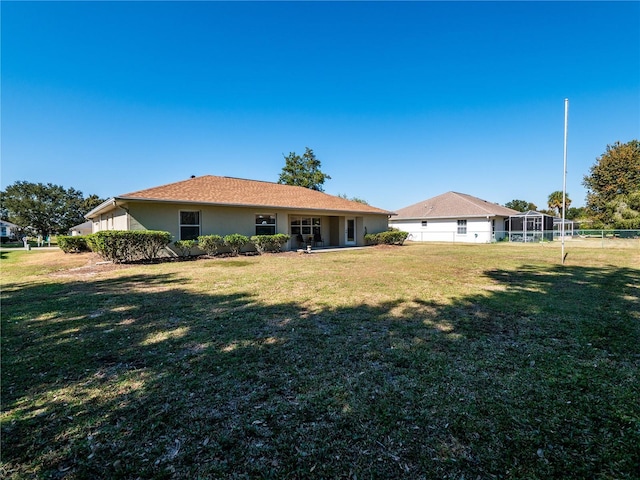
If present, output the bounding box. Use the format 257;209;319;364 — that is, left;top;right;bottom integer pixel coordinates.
57;235;90;253
174;239;197;258
224;234;250;256
198;235;224;256
87;230;171;263
365;229;408;246
364;233;377;245
250;234;291;254
136;231;173;260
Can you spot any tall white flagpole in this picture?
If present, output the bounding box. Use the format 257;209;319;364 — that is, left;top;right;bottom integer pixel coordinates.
562;98;569;264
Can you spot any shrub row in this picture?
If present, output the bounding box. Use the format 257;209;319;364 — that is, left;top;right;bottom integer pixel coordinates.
57;235;91;253
89;231;172;263
365;229;409;246
172;233;292;258
68;231;173;263
61;231;292;261
191;234;290;257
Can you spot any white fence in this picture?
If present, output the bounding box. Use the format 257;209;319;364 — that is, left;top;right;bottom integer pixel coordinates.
404;229;640;248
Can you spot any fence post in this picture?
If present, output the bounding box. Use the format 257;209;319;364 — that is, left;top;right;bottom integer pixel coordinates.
601;230;604;248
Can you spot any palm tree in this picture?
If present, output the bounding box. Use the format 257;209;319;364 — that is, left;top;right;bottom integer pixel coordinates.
548;190;572;217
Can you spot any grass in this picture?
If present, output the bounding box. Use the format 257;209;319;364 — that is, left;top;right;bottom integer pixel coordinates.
1;243;639;479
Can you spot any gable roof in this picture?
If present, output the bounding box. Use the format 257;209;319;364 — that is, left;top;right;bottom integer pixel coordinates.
86;175;393;217
392;192;518;220
511;210;554;218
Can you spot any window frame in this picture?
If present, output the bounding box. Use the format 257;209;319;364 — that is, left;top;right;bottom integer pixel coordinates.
457;219;467;235
255;213;277;235
179;210;201;241
290;216;321;237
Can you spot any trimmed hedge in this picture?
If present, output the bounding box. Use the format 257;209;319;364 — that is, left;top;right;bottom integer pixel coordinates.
174;240;197;258
197;235;224;256
365;229;409;246
57;235;90;253
250;234;291;254
224;234;250;256
87;230;172;263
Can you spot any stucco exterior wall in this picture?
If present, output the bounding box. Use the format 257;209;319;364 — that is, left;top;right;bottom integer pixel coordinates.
92;207;128;232
93;201;390;251
390;217;509;243
361;215;389;245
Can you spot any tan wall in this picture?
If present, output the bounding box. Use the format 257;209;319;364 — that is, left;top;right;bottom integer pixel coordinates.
93;201;390;251
362;214;390;244
128;202;268;240
92;207;128;232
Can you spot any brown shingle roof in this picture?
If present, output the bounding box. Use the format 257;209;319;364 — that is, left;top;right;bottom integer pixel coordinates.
117;175;392;215
393;192;518;219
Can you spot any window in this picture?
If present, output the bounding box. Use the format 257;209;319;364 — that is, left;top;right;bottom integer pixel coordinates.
457;219;467;234
255;214;276;235
180;211;200;240
421;220;428;227
290;217;321;236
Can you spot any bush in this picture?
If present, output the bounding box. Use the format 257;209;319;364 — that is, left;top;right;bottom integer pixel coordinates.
174;240;198;258
198;235;224;256
224;234;250;256
87;230;172;263
365;229;409;246
250;234;291;254
57;235;90;253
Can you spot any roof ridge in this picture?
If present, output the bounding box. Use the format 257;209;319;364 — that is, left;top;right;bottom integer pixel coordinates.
451;191;497;214
121;175;210;196
218;175;281;186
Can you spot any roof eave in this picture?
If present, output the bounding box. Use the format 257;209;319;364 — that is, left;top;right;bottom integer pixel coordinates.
392;213;511;221
84;197;119;219
115;196;393;216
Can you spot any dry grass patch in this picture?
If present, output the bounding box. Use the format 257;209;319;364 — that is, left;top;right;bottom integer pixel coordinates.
1;244;639;479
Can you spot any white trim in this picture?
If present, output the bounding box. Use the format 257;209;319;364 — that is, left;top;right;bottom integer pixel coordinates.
345;217;356;246
179;210;201;241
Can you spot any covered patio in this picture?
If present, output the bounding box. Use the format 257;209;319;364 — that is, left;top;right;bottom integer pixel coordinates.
507;211;555;242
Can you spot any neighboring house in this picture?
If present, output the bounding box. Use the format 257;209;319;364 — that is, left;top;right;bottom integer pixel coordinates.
0;220;19;243
389;191;518;243
85;175;393;251
69;221;93;236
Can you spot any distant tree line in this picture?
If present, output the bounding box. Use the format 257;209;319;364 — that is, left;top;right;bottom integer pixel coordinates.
504;140;639;228
0;181;105;236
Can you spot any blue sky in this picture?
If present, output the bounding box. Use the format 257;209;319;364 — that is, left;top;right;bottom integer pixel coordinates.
2;1;639;211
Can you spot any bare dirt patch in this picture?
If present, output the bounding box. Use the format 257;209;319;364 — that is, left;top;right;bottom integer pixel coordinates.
49;252;134;279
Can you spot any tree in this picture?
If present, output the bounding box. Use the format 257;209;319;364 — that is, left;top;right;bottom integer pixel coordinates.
504;199;537;212
547;190;571;217
583;140;640;226
278;147;331;192
337;193;369;205
565;206;588;221
0;181;105;235
83;194;105;213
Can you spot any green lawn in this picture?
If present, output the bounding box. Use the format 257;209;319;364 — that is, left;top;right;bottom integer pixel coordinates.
1;244;639;479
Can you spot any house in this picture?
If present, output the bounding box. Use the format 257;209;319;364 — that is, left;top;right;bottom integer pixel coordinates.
0;220;19;243
85;175;393;251
389;191;518;243
69;221;93;236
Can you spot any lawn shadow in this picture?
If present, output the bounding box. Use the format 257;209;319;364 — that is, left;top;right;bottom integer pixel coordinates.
2;263;639;479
